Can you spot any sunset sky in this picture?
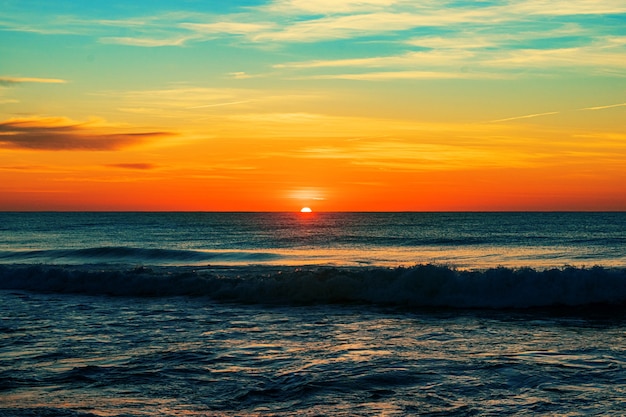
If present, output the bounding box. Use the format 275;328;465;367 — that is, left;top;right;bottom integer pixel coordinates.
1;0;625;211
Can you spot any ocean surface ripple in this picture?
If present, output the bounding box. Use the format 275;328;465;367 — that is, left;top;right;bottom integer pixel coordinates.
1;212;625;416
2;291;626;416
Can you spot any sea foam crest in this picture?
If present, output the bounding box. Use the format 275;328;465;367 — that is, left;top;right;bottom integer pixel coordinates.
1;264;625;309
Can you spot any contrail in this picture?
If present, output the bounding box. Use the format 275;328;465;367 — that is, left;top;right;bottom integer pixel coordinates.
489;102;625;123
489;111;560;123
188;100;251;109
581;102;626;111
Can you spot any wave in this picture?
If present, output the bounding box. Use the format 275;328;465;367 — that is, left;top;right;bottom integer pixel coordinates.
0;247;281;265
1;264;626;309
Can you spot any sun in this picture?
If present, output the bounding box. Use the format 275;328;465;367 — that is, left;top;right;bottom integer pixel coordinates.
300;207;313;213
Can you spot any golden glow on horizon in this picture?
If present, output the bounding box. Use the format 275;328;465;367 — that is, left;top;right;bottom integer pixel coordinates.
300;207;312;213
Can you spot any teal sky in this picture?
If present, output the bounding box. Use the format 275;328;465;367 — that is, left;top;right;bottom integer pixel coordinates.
3;1;625;83
0;0;625;211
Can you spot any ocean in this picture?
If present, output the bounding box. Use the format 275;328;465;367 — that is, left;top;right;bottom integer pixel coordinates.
1;212;625;416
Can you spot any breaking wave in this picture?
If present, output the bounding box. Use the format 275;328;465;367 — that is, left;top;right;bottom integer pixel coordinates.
1;263;626;309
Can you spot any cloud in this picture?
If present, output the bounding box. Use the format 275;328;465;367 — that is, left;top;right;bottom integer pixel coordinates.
486;47;626;70
228;72;254;79
98;18;272;47
0;164;47;171
274;25;626;80
99;36;192;47
180;22;272;34
275;50;473;69
188;100;253;109
106;163;157;170
252;12;453;42
488;102;626;123
582;102;626;111
270;19;625;80
489;111;561;123
294;139;529;171
0;76;68;86
104;86;322;123
268;0;400;14
300;70;500;80
506;0;626;16
108;86;244;107
3;0;625;90
0;117;173;151
4;1;626;49
265;0;626;17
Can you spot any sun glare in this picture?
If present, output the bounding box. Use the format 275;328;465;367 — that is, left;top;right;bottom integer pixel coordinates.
300;207;312;213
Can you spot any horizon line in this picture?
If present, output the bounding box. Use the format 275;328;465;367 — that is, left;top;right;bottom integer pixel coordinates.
1;210;624;214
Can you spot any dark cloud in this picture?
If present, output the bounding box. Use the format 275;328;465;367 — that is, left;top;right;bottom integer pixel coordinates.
0;164;45;171
106;163;157;170
0;118;173;150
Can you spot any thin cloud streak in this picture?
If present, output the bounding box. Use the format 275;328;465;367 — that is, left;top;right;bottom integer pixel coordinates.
489;112;561;123
100;36;193;47
266;0;399;14
188;100;253;109
582;103;626;111
0;76;68;85
106;163;158;170
179;22;273;34
300;71;503;80
489;101;626;123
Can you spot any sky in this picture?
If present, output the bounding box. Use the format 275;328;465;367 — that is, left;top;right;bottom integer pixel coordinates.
0;0;625;211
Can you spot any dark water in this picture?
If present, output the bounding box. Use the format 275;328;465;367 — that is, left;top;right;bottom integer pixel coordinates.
1;212;625;416
1;212;625;268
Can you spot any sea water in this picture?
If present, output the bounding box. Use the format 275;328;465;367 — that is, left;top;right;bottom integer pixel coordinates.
1;212;625;416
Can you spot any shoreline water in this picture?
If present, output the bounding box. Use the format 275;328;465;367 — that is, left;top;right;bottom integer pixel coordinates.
3;285;626;417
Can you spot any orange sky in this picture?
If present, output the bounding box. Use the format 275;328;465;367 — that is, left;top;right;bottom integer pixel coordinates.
1;1;625;211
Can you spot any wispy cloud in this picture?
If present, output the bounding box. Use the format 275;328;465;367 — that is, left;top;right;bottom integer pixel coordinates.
96;14;273;47
1;0;625;97
179;21;272;34
3;0;624;83
488;101;626;123
301;70;498;81
187;100;253;109
251;11;486;42
274;28;625;80
102;86;322;123
100;36;193;47
106;163;158;170
275;50;474;69
0;117;173;151
266;0;400;14
486;46;626;70
506;0;626;16
0;76;67;86
228;72;256;79
293;138;544;171
489;111;561;123
582;102;626;111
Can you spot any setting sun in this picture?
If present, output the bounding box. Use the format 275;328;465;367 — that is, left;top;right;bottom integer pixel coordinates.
300;207;312;213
